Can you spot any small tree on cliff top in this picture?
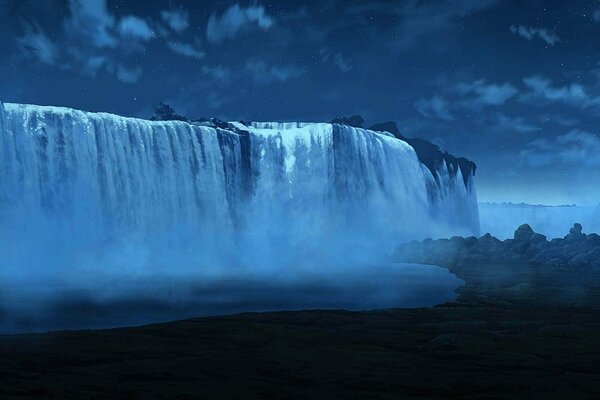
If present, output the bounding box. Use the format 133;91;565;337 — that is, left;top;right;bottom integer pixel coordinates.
151;102;187;121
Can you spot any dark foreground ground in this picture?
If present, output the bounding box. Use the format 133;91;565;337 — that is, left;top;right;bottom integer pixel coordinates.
2;238;600;399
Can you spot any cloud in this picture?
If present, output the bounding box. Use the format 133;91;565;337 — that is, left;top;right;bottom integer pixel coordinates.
245;60;304;84
80;55;108;76
206;3;274;43
64;0;117;49
201;65;230;81
167;41;205;59
521;130;600;167
115;65;142;83
49;0;149;82
58;0;152;82
495;114;539;133
457;79;518;106
161;7;189;33
320;49;352;73
16;0;205;83
390;0;497;50
551;115;578;127
509;25;560;46
118;16;155;41
415;96;453;120
18;22;58;66
521;76;600;108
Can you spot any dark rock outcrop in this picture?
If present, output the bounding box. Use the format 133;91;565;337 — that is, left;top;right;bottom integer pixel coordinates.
193;117;230;130
331;115;364;128
369;121;401;136
394;223;600;268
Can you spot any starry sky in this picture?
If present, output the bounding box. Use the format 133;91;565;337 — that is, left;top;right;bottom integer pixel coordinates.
1;0;600;205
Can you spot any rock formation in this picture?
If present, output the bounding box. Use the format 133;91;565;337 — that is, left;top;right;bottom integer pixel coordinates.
394;223;600;268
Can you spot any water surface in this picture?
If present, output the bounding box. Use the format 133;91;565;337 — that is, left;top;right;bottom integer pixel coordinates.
0;263;462;333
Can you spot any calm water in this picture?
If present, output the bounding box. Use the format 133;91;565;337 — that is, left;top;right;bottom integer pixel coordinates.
0;263;463;333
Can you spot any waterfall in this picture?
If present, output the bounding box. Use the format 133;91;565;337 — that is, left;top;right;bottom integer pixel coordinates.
0;103;479;275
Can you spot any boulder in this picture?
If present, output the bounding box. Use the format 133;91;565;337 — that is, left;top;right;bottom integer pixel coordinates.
565;223;586;242
586;233;600;245
450;236;465;244
514;224;534;241
530;233;547;244
464;236;478;245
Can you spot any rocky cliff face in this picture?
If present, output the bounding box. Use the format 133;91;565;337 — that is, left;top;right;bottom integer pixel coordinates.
368;121;476;188
327;118;477;189
394;223;600;268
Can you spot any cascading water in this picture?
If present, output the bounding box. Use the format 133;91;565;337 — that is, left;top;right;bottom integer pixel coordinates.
0;102;477;331
0;103;479;274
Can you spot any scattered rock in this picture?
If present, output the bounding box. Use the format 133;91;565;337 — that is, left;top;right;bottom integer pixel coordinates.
394;223;600;269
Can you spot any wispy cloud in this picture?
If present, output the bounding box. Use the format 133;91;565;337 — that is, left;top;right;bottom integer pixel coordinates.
115;65;142;83
245;60;304;84
206;3;274;43
415;96;453;120
546;114;578;127
16;0;205;83
495;113;539;133
64;0;117;49
18;0;146;82
18;22;58;66
201;65;230;81
521;130;600;167
509;25;560;46
521;76;600;108
391;0;497;50
161;7;189;33
457;79;518;106
320;49;352;73
118;16;155;41
167;41;205;59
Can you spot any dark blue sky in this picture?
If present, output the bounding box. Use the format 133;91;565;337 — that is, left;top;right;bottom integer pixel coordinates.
1;0;600;205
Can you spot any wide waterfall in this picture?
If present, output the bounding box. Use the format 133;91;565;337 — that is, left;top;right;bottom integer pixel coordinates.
0;102;479;278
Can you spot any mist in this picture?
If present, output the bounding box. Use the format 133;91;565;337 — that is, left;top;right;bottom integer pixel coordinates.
479;202;600;239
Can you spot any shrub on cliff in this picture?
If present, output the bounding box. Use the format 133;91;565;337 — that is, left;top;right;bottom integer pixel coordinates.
151;102;187;122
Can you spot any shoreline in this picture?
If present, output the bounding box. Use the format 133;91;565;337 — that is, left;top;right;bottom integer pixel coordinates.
2;226;600;398
2;294;599;398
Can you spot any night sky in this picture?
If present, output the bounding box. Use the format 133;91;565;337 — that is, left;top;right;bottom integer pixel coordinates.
1;0;599;205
